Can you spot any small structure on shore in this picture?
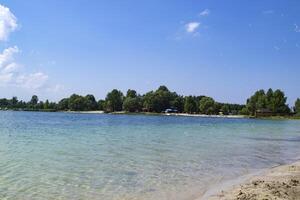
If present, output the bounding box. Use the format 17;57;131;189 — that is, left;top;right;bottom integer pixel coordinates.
255;108;274;117
164;108;178;113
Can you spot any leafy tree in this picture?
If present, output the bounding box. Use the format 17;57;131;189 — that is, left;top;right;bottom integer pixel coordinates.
30;95;39;106
143;91;155;112
44;100;50;110
294;98;300;115
11;97;18;107
221;104;230;115
246;89;290;116
199;97;216;115
171;96;184;113
246;90;266;115
85;95;98;110
271;89;289;113
123;96;142;112
126;89;137;98
68;94;86;111
123;89;142;112
184;96;197;114
142;86;177;112
105;89;123;112
98;100;105;110
239;107;249;115
58;98;69;110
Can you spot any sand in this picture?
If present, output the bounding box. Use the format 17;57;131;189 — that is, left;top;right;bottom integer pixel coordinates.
64;110;105;114
164;113;246;119
202;161;300;200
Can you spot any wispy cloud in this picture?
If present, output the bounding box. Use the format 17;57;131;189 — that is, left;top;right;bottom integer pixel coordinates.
185;22;200;33
294;24;300;33
199;9;210;16
0;4;63;93
0;46;49;89
274;46;280;51
262;10;275;15
0;4;17;41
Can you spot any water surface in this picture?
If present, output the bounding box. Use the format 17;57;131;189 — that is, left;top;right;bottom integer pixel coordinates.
0;111;300;200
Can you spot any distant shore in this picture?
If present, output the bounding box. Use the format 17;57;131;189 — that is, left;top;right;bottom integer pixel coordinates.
163;113;246;118
201;160;300;200
63;110;105;114
3;109;300;119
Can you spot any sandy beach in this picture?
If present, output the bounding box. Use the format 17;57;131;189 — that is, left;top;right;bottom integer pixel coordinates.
63;110;105;114
164;113;246;119
202;161;300;200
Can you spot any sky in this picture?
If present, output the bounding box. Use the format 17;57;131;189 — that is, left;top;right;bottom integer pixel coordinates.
0;0;299;105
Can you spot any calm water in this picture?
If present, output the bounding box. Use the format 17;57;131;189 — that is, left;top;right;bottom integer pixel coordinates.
1;111;300;200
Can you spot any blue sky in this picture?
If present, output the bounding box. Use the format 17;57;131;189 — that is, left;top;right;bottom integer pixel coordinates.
0;0;299;105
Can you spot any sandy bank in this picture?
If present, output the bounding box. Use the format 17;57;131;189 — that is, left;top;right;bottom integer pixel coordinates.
164;113;246;119
201;161;300;200
63;110;104;114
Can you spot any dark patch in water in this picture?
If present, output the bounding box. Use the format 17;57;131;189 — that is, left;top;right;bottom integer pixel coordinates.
243;136;300;142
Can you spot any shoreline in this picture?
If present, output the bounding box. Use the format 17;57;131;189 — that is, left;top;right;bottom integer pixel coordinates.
2;110;299;120
200;160;300;200
62;110;105;114
163;113;246;119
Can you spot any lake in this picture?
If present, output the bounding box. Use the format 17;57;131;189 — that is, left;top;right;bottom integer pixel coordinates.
0;111;300;200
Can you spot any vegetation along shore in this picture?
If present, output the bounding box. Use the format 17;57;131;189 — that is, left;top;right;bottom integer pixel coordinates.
0;86;299;118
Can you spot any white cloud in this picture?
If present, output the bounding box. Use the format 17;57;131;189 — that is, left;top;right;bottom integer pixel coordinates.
0;46;55;90
0;4;18;41
0;46;19;68
199;9;210;16
47;84;64;93
294;24;300;33
0;72;13;84
0;5;62;94
185;22;200;33
0;46;19;85
2;62;20;73
16;72;49;89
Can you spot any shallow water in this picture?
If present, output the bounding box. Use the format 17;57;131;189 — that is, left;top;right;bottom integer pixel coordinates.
0;111;300;200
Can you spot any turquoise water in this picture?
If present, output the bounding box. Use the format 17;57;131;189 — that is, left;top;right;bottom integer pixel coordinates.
1;111;300;200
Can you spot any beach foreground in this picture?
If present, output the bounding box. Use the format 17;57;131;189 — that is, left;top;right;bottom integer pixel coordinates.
203;161;300;200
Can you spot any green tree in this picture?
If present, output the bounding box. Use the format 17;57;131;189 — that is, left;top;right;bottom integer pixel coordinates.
271;89;289;113
11;97;18;107
143;91;155;112
68;94;86;111
44;100;50;109
184;96;197;114
123;89;141;112
171;96;184;113
58;98;69;110
105;89;123;112
85;95;98;110
199;97;216;115
239;107;249;115
246;89;290;116
30;95;39;106
220;104;230;115
126;89;137;98
123;97;142;112
142;86;177;113
98;100;105;110
246;90;265;116
294;98;300;115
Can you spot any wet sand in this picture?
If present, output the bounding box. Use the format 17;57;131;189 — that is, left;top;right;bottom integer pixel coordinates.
202;161;300;200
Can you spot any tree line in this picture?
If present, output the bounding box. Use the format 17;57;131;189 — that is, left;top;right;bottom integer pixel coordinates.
0;86;299;117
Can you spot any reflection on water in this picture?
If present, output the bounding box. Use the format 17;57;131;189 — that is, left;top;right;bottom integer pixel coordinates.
0;111;300;200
